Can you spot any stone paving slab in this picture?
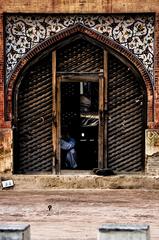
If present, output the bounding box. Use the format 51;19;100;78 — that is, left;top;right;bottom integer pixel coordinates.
0;189;159;239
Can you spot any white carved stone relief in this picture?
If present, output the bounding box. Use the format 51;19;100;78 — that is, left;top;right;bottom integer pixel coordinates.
5;14;154;83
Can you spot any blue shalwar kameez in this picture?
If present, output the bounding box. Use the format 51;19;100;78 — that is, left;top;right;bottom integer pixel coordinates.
61;138;77;169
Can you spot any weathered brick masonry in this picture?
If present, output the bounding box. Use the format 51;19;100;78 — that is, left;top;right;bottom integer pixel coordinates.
155;13;159;127
0;0;159;175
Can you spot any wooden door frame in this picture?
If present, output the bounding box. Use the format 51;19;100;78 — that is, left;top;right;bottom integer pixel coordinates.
52;50;61;174
52;51;57;174
52;51;108;174
98;50;108;169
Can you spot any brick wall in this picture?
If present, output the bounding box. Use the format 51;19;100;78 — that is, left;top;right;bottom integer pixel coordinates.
0;129;12;173
0;13;10;129
0;0;158;128
155;13;159;127
0;0;159;13
0;0;159;174
0;14;4;128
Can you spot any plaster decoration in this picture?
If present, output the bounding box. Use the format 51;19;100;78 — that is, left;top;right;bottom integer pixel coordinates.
5;14;154;84
146;130;159;146
146;130;159;156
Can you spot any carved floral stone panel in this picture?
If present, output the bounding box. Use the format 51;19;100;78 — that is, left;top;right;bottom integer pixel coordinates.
5;14;154;83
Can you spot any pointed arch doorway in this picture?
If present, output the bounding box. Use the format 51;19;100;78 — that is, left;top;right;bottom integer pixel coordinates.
13;33;147;174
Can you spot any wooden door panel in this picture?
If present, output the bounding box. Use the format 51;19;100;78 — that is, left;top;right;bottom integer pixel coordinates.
14;55;53;173
107;54;145;172
13;37;146;174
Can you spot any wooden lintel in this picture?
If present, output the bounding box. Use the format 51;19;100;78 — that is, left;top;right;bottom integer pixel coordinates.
60;74;98;82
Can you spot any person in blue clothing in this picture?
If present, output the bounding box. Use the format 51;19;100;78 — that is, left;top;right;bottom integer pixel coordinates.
61;129;77;169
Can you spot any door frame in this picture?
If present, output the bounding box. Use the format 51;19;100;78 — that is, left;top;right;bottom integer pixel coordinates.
10;20;150;174
52;50;108;174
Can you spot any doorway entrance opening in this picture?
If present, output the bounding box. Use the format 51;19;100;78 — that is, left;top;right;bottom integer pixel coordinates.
55;37;106;173
60;80;99;170
13;35;147;174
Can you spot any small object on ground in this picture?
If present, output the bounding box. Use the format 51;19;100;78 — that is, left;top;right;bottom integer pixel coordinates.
94;168;115;176
92;168;99;174
48;205;52;211
1;179;14;189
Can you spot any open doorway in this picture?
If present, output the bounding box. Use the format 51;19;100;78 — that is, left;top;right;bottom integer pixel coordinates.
60;81;99;170
12;32;147;174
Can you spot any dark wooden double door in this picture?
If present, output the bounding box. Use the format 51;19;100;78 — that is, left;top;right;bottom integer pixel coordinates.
13;38;146;174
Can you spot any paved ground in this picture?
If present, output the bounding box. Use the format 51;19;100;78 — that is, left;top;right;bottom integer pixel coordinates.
0;189;159;239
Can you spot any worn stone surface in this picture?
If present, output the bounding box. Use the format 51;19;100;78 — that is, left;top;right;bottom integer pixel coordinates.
0;129;12;173
0;224;30;240
1;174;159;190
98;224;150;240
0;189;159;240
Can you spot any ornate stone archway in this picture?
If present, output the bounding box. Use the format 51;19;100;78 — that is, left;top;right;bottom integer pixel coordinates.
6;24;153;124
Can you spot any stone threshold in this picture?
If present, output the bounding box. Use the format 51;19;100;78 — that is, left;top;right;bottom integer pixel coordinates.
1;173;159;190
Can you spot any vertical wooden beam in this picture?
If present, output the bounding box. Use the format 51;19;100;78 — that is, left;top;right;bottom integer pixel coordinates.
52;51;57;174
104;50;108;168
98;50;108;169
98;70;104;169
56;76;61;174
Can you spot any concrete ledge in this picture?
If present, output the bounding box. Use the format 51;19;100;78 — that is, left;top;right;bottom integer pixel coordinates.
98;224;150;240
1;174;159;190
0;224;30;240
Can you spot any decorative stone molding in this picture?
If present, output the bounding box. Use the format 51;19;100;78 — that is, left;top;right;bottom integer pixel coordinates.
5;24;153;122
145;129;159;175
5;14;154;83
146;129;159;156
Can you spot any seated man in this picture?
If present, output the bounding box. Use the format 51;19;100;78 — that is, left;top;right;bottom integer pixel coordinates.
61;131;77;169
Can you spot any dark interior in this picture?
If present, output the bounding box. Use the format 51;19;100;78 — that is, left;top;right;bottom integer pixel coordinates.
61;81;99;170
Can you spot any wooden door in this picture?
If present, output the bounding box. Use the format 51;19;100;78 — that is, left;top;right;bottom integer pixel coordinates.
13;55;53;173
107;54;146;172
13;38;146;174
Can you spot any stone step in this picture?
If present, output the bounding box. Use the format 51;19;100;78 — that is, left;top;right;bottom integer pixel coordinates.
1;173;159;190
